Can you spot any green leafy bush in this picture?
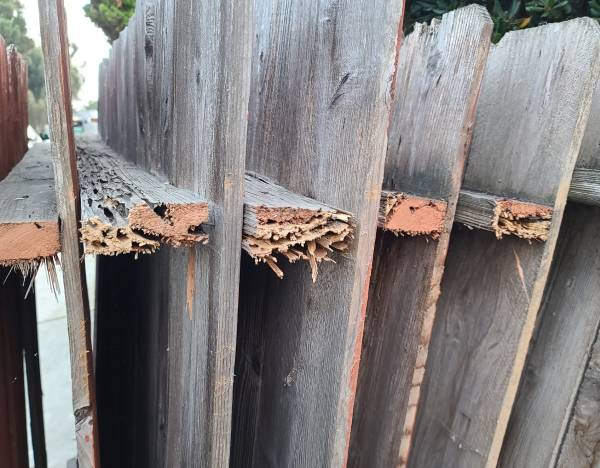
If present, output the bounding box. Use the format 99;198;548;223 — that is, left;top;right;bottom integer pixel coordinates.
405;0;600;41
84;0;135;43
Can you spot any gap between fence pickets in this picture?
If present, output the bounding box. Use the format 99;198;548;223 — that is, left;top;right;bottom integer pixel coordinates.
242;172;354;282
380;188;554;241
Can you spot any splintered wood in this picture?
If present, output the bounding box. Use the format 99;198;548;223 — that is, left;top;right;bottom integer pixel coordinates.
493;199;552;240
455;190;552;241
0;144;60;273
77;138;209;256
379;191;447;239
243;172;353;281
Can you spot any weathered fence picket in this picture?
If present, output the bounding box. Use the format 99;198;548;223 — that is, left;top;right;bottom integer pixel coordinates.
499;80;600;467
230;1;403;466
0;38;46;468
348;7;493;467
410;18;600;468
94;0;252;466
7;3;600;467
38;1;100;466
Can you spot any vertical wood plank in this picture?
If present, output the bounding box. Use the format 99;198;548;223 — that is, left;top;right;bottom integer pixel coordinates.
94;0;252;466
231;1;404;466
0;37;43;468
556;329;600;467
37;1;99;466
410;19;600;468
499;82;600;467
349;7;492;468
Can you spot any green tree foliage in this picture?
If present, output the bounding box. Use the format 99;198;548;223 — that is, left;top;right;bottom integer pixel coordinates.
0;0;84;131
0;0;32;53
405;0;600;41
84;0;135;42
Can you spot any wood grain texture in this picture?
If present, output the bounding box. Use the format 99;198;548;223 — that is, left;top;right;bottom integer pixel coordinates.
499;82;600;467
0;37;37;468
94;0;252;466
37;1;99;466
231;1;403;466
0;144;59;265
498;203;600;467
410;19;600;468
3;45;28;179
557;328;600;467
553;79;600;468
348;7;492;468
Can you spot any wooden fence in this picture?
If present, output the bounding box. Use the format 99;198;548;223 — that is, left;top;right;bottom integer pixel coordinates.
3;0;600;467
0;40;46;468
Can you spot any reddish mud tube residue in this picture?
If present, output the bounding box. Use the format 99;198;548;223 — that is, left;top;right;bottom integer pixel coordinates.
0;221;60;263
383;194;447;239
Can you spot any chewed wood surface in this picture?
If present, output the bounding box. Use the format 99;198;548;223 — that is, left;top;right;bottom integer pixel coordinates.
78;138;209;255
243;172;353;280
411;18;600;468
349;6;492;468
499;204;600;467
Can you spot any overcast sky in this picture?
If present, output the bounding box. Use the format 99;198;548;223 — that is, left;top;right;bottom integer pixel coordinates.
22;0;111;108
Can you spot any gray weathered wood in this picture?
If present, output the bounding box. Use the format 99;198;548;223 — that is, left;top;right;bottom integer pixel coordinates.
349;7;492;468
498;203;600;467
557;331;600;467
569;167;600;206
243;171;353;280
0;144;59;267
94;0;252;466
37;1;99;466
231;1;403;466
455;189;552;240
410;19;600;468
552;78;600;468
0;37;42;468
499;78;600;467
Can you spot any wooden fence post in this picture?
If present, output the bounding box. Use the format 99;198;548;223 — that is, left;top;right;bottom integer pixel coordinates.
94;0;252;466
499;78;600;467
410;19;600;468
0;39;46;468
348;6;492;467
230;1;404;466
37;1;100;466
